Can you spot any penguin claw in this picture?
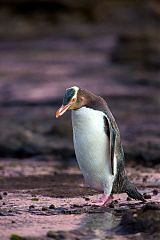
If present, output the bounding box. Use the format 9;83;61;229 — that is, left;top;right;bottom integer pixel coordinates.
92;194;113;206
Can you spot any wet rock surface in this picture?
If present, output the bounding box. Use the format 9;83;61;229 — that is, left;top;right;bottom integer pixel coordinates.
0;160;160;240
116;202;160;240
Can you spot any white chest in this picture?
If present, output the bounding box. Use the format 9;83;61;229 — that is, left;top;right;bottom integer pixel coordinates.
71;107;112;191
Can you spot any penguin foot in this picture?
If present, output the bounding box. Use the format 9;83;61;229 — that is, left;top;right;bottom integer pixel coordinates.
92;194;113;206
123;177;146;202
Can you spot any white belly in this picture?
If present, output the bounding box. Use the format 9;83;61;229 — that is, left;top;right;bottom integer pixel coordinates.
71;107;114;193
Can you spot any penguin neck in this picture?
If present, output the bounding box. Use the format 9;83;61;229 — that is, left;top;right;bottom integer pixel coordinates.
71;106;105;130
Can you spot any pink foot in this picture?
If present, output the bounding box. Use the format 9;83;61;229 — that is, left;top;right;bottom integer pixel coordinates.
92;194;113;206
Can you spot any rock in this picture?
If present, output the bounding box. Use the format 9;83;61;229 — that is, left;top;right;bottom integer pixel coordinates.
126;197;132;201
109;200;119;208
111;33;160;70
143;202;160;211
142;176;148;182
29;205;35;210
0;115;74;159
143;193;152;199
47;231;66;239
117;204;160;234
84;197;90;201
153;189;159;196
42;206;48;211
49;204;56;209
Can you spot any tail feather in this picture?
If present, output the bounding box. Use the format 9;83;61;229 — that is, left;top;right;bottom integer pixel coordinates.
122;177;146;202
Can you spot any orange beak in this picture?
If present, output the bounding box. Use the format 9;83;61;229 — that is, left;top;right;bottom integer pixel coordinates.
56;103;72;118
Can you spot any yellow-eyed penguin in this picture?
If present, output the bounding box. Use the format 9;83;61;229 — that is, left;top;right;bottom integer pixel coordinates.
56;86;145;205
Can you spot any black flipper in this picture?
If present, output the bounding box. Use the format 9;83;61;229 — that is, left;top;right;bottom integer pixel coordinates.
103;116;116;175
110;129;116;175
122;177;146;202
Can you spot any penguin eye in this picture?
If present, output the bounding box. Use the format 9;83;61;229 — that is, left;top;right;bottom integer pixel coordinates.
72;98;76;103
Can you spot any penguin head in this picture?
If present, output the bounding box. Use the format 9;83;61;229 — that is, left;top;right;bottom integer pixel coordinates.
56;86;81;118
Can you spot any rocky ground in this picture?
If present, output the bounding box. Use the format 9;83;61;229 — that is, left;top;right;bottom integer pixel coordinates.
0;2;160;239
0;159;160;240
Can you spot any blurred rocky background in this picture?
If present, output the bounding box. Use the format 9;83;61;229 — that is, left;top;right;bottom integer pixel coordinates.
0;0;160;166
0;2;160;240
